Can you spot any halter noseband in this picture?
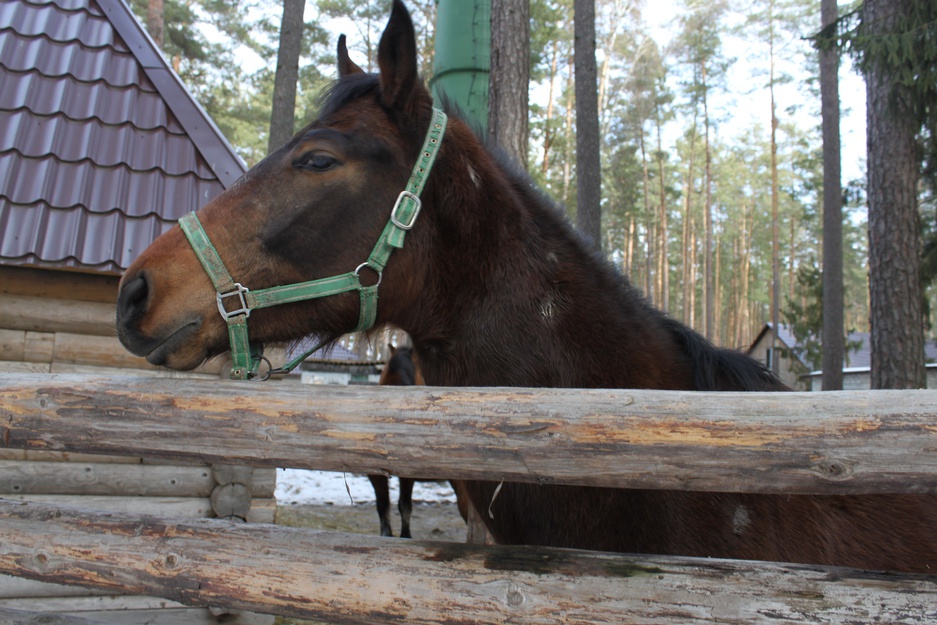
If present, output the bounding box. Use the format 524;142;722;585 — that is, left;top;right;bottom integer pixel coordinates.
179;108;448;380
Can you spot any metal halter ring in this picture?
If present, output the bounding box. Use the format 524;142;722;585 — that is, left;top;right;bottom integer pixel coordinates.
354;262;383;288
251;354;274;382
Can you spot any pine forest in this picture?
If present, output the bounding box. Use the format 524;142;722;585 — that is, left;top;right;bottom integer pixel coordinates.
131;0;937;375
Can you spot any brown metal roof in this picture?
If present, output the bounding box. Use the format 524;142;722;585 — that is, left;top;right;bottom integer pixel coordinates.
0;0;246;274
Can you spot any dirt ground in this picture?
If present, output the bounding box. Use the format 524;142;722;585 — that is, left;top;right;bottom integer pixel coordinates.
272;501;468;625
274;501;468;542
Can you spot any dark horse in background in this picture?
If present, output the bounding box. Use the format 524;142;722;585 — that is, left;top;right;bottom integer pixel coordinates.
369;344;422;538
370;344;470;538
116;0;937;573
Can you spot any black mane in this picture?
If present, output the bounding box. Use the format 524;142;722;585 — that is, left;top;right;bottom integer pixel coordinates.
318;73;381;120
483;132;783;392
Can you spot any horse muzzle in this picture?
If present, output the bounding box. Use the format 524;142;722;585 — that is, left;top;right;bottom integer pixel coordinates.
116;271;208;369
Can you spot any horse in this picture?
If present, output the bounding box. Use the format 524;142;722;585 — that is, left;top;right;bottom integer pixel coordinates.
116;0;937;573
369;344;471;539
369;344;422;538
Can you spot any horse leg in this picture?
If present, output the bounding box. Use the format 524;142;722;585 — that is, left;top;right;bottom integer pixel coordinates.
398;478;415;539
367;475;394;537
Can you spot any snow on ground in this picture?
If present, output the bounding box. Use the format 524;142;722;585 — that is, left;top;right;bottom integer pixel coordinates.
275;468;457;506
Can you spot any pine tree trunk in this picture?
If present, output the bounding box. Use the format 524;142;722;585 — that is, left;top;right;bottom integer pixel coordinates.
656;104;668;312
740;205;752;348
681;192;691;325
689;218;697;330
681;118;698;326
639;129;654;304
542;41;559;176
729;237;739;347
268;0;305;154
819;0;844;390
146;0;164;48
863;0;926;389
714;236;722;345
769;0;781;377
702;63;713;339
489;0;530;169
574;0;601;250
562;57;574;205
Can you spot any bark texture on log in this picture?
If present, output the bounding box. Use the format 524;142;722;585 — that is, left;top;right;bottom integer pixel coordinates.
2;374;937;494
1;499;934;625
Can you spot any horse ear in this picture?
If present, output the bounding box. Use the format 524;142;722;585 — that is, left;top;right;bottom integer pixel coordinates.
337;35;364;77
377;0;423;111
388;343;397;355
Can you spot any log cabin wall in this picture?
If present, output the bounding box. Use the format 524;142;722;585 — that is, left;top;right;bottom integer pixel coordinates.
0;266;277;623
0;0;272;617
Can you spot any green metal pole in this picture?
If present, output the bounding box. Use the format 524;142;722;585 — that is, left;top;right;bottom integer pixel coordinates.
430;0;490;133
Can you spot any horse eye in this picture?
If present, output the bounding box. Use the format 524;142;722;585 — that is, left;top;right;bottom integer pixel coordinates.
296;153;338;172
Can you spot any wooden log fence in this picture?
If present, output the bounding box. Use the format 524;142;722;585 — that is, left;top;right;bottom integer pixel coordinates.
1;498;935;625
3;374;937;494
1;373;937;624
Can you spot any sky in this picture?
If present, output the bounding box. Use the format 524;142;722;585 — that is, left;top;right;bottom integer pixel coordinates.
642;0;867;184
212;1;866;184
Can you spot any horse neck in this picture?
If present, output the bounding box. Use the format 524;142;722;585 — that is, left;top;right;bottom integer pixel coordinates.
404;140;694;391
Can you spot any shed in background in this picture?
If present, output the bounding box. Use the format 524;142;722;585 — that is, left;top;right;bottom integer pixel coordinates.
748;323;937;390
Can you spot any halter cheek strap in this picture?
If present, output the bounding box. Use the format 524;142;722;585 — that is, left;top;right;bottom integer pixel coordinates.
179;107;448;380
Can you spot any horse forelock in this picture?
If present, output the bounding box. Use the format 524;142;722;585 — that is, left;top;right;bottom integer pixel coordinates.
317;73;381;120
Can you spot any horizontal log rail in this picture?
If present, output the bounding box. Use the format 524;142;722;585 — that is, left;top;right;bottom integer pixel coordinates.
1;499;935;625
0;606;115;625
2;374;937;494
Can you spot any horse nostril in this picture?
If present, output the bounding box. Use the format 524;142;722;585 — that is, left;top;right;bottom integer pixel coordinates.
118;274;149;322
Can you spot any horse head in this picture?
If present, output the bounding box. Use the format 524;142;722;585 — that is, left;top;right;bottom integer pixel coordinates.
116;1;447;373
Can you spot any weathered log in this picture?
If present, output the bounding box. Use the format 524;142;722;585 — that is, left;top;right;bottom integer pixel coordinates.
2;374;937;494
0;266;120;304
0;461;215;497
0;330;226;375
0;295;117;337
1;495;214;517
0;499;934;625
0;604;273;625
0;494;275;523
0;574;111;599
0;607;116;625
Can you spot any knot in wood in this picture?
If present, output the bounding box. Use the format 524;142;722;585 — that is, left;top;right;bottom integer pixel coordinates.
505;584;525;608
815;458;854;481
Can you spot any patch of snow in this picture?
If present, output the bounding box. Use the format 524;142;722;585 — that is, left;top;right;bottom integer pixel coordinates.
275;469;457;506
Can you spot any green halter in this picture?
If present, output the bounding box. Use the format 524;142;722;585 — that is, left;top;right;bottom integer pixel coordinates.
179;108;448;380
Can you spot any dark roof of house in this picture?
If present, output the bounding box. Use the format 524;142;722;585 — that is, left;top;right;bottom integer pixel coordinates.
750;323;937;372
749;322;798;354
0;0;246;275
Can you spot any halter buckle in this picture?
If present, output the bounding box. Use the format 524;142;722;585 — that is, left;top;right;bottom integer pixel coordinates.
217;283;252;319
390;191;421;230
